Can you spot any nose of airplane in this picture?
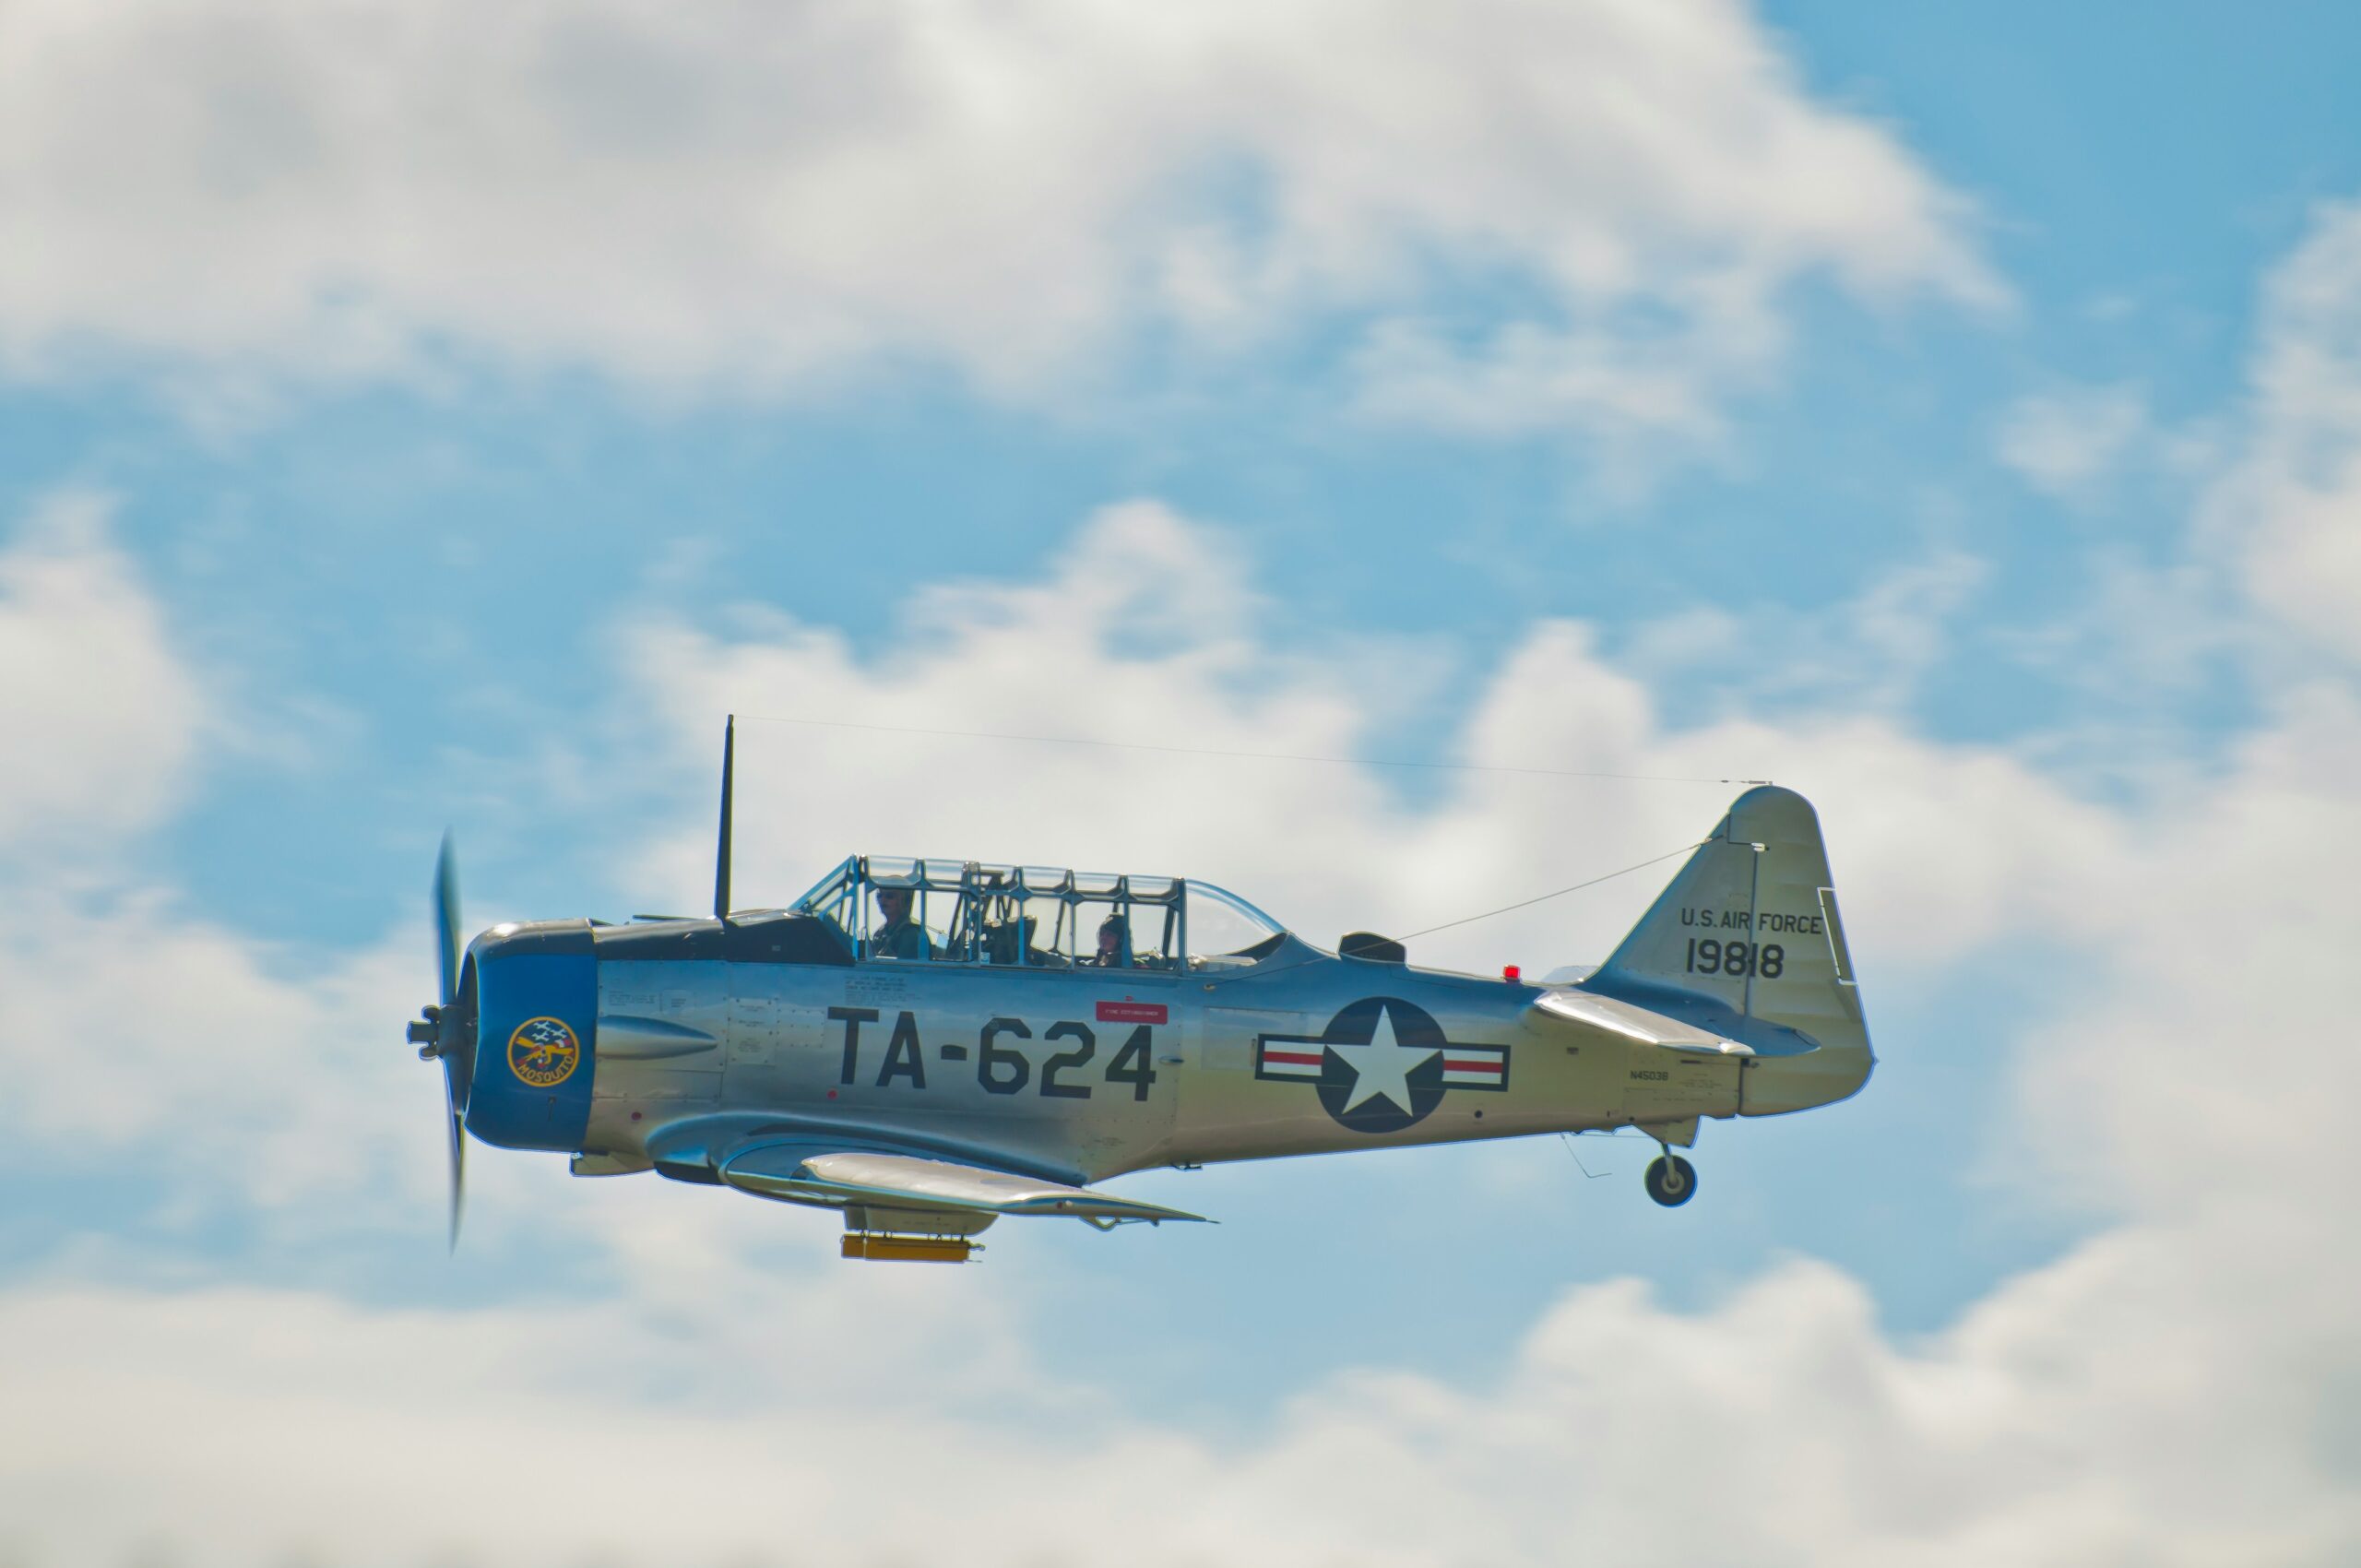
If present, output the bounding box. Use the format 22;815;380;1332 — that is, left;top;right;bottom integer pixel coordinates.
1739;1045;1874;1118
462;919;599;1152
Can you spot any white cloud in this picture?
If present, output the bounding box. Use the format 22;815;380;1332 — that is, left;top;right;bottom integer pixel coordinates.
0;886;445;1227
1994;551;2234;705
2011;679;2361;1210
2205;202;2361;662
0;0;1996;447
0;1195;2352;1568
1621;543;1990;713
1347;308;1762;446
0;493;451;1235
0;491;207;852
1996;382;2151;499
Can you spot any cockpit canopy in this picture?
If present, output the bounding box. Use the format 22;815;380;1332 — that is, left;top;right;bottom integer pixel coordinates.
789;856;1289;972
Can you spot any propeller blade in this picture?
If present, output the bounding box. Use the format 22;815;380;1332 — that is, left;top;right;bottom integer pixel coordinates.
446;1107;467;1252
420;830;471;1250
434;831;462;1007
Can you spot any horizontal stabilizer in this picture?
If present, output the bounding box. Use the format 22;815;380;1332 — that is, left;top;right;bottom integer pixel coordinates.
718;1145;1207;1224
1527;989;1751;1054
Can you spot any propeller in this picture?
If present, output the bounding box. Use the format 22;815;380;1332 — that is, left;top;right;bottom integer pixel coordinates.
406;831;473;1250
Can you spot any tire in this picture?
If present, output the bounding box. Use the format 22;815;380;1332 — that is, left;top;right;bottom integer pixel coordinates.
1643;1154;1698;1208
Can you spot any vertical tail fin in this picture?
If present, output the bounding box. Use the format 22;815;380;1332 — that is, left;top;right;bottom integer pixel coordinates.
1586;786;1871;1113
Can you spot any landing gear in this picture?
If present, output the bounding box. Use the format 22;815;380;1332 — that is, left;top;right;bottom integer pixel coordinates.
1643;1153;1698;1207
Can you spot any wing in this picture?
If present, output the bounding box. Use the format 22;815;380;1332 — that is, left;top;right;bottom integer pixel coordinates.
716;1141;1207;1224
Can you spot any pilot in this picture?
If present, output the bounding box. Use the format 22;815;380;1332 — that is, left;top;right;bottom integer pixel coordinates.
872;885;931;961
1090;914;1131;968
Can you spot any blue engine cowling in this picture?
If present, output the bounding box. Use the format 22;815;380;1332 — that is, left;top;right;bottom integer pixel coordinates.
464;921;597;1151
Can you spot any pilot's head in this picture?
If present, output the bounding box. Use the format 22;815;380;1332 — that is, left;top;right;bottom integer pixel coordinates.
875;886;912;924
1097;915;1125;958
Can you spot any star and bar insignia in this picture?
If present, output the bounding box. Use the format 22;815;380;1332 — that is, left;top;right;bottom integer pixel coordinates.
1253;996;1508;1134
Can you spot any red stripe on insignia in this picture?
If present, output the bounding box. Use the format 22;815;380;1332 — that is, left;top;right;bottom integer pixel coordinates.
1442;1057;1501;1073
1262;1049;1324;1065
1097;1002;1169;1024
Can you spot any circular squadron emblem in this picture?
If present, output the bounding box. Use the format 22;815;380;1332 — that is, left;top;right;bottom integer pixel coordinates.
507;1016;581;1087
1252;997;1509;1134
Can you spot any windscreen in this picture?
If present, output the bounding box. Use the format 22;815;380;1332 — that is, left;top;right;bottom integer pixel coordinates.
1186;882;1287;969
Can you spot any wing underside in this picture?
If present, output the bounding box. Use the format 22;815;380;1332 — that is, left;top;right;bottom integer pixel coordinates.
717;1143;1207;1226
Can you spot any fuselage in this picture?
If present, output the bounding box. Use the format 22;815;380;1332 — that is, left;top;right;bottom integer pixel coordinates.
457;910;1869;1191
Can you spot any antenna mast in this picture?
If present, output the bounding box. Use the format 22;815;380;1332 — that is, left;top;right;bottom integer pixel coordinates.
713;714;734;919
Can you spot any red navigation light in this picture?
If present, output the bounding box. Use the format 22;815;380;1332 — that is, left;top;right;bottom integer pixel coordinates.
1502;964;1522;982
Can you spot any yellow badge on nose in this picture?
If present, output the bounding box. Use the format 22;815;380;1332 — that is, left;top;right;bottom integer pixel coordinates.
507;1016;581;1087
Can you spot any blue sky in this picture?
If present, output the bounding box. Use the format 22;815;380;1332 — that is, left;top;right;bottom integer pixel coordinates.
2;3;2358;1563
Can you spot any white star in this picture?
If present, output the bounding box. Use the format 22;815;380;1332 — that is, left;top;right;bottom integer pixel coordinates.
1327;1004;1439;1114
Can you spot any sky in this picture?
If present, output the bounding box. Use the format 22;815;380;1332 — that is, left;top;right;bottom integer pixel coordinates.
2;2;2359;1563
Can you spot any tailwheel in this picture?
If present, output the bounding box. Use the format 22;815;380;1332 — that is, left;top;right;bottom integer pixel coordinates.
1643;1153;1698;1208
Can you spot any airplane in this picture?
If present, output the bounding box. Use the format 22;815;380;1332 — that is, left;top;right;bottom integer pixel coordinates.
407;719;1873;1262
